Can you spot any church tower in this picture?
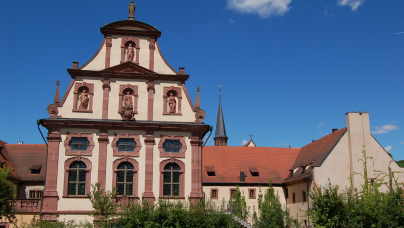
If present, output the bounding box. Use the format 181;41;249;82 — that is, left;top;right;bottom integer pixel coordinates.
40;2;209;222
214;97;228;146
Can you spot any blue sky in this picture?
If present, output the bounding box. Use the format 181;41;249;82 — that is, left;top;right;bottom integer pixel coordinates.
1;0;404;160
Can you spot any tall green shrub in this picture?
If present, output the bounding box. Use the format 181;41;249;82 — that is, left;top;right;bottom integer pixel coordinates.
228;187;248;220
255;186;290;228
118;200;238;228
0;167;16;222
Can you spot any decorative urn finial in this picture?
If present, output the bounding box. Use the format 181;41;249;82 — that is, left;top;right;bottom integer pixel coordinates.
128;1;136;20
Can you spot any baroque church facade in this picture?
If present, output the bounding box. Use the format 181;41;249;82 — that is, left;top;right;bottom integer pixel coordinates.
1;3;403;226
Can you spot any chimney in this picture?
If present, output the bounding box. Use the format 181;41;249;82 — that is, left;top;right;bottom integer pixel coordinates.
72;61;79;69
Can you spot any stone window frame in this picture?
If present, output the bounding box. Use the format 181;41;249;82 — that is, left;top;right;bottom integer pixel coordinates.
64;133;95;156
118;84;139;115
159;159;185;199
112;134;141;157
292;192;296;204
158;136;187;158
63;157;92;198
230;188;237;199
72;82;94;113
302;190;307;202
210;188;218;200
163;86;182;116
112;158;139;198
248;188;256;199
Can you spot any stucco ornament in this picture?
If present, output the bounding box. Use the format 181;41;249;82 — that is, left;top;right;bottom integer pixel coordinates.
126;43;135;62
78;88;90;110
120;90;135;120
167;91;177;114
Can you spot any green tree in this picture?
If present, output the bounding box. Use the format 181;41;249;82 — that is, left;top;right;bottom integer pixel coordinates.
228;187;249;220
309;184;348;228
255;185;289;228
0;167;16;223
88;183;117;227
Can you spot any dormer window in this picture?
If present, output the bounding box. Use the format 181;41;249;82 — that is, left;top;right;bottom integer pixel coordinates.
240;171;246;182
30;166;41;174
117;138;136;152
163;139;182;153
250;168;259;176
206;166;216;176
69;137;89;151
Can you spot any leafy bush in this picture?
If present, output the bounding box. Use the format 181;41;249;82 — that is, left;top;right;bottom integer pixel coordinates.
309;184;404;228
255;185;293;228
0;167;16;222
228;187;248;220
117;200;239;228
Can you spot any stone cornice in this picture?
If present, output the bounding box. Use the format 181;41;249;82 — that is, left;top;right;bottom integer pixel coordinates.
67;69;189;84
39;118;211;137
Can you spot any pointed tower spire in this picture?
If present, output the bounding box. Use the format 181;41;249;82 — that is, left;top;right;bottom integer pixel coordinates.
54;80;60;106
128;1;136;20
214;87;228;146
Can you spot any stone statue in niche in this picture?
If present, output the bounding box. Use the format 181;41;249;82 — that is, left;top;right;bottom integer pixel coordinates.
78;88;90;110
126;43;135;62
167;91;177;114
120;89;135;120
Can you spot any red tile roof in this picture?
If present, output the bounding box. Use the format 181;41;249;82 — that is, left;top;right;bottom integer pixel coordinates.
291;128;347;169
4;144;47;182
202;146;300;184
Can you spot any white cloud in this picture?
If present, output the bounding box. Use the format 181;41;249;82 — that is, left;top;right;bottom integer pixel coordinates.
227;0;292;18
372;124;399;135
338;0;365;11
385;145;393;152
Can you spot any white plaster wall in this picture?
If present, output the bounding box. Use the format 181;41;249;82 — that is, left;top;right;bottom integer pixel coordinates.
154;44;176;74
109;38;122;68
346;113;404;191
81;36;175;75
203;186;285;220
313;134;350;190
286;182;310;225
139;38;150;69
57;129;99;212
107;79;148;120
153;82;196;122
82;41;106;71
58;79;104;119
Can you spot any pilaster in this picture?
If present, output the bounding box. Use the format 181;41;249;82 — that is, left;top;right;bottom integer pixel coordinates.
41;131;61;221
143;135;155;203
98;132;109;189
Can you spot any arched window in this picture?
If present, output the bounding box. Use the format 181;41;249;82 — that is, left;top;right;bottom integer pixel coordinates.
162;163;181;197
67;161;87;196
116;162;134;196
